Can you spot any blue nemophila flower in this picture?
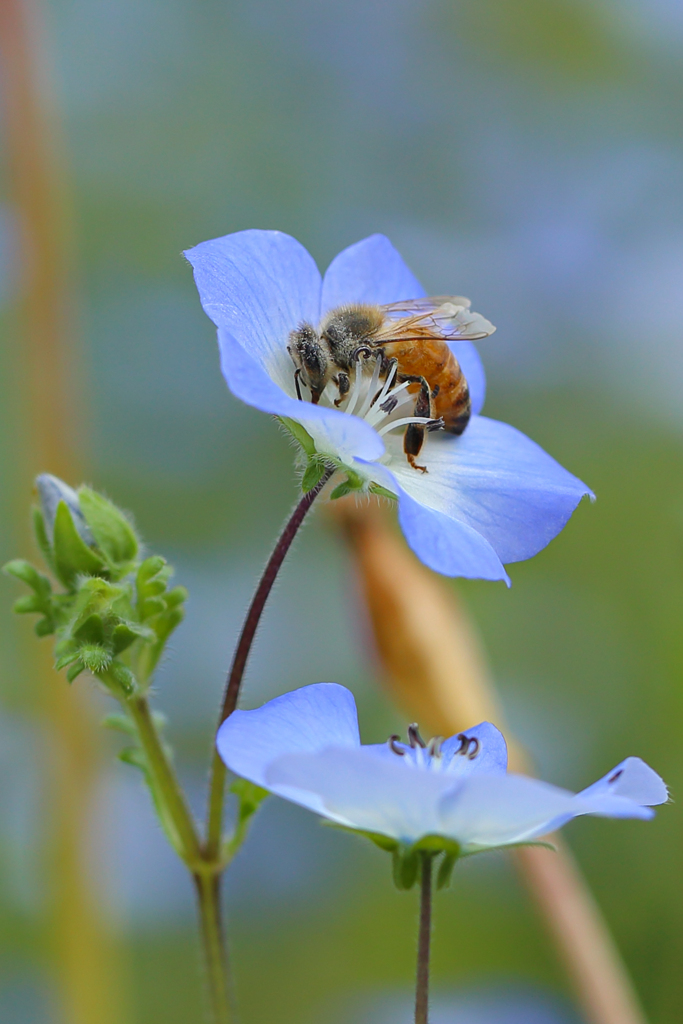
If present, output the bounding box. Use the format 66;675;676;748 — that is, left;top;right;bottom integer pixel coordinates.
217;683;667;859
186;230;592;582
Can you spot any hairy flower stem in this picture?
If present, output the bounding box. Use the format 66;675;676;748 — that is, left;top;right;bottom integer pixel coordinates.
415;854;434;1024
204;466;335;858
194;871;232;1024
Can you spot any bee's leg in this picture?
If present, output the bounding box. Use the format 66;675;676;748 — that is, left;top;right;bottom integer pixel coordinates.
398;374;440;472
293;368;303;402
404;423;427;472
333;372;350;408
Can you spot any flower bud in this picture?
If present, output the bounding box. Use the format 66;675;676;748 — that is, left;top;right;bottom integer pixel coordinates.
33;474;139;588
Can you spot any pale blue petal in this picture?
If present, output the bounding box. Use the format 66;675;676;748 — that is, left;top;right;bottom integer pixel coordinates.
266;747;457;843
449;342;486;416
390;416;593;566
321;234;426;313
218;329;385;463
441;722;508;777
216;683;360;791
578;756;668;807
396;488;511;583
185;229;321;390
438;774;579;849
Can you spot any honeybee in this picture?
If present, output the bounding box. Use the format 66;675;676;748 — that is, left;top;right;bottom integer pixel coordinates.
287;297;495;471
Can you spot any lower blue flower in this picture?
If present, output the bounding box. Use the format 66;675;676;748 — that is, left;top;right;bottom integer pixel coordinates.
216;683;667;855
186;230;593;583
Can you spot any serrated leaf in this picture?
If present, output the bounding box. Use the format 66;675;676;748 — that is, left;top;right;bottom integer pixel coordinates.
3;559;47;591
55;647;80;670
78;487;139;566
53;501;106;587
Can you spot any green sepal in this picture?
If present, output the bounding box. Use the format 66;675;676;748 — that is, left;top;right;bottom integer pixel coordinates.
32;506;57;574
66;661;84;683
73;612;106;645
278;416;317;457
52;501;106;588
437;854;458;889
77;486;139;570
106;661;136;696
323;822;399;853
79;644;112;674
330;469;365;501
223;779;270;863
460;839;557;858
111;620;154;655
369;483;397;501
393;848;419;890
301;460;327;493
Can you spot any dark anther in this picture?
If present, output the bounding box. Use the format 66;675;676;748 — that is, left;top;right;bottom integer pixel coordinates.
352;345;373;363
455;733;479;758
455;733;468;754
388;735;405;756
608;769;624;784
408;723;426;749
294;368;303;401
426;417;445;432
427;735;444;758
466;737;480;759
380;395;399;414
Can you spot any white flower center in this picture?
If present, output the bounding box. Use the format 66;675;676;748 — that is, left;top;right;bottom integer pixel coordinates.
308;353;441;442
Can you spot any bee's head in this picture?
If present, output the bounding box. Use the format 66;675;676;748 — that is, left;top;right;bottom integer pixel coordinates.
287;323;329;403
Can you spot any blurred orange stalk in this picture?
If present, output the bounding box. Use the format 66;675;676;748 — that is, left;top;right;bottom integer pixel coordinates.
0;1;125;1021
335;500;648;1024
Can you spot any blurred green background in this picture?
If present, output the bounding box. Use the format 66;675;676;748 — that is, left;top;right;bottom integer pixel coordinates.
1;0;682;1021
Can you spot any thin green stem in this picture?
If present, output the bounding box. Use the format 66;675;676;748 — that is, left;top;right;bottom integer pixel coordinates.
194;871;232;1024
204;467;334;858
415;854;433;1024
124;692;203;865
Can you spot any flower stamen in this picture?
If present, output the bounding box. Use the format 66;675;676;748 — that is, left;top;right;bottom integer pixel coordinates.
388;735;405;756
408;723;427;749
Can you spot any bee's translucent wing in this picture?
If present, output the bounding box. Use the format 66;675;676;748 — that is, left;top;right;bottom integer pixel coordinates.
378;296;496;342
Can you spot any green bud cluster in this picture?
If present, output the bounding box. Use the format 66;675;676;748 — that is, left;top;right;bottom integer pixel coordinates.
3;474;187;693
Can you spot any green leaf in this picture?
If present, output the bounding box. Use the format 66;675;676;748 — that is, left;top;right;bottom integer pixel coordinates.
140;596;166;619
73;612;106;646
101;712;136;736
35;618;55;638
224;779;270;863
78;487;139;567
52;501;106;588
137;556;166;585
164;586;188;609
106;662;136;695
301;460;327;493
278;416;317;457
13;594;44;614
3;559;49;593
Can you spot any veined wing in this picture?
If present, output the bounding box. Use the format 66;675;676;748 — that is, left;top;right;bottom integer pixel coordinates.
378;297;496;341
